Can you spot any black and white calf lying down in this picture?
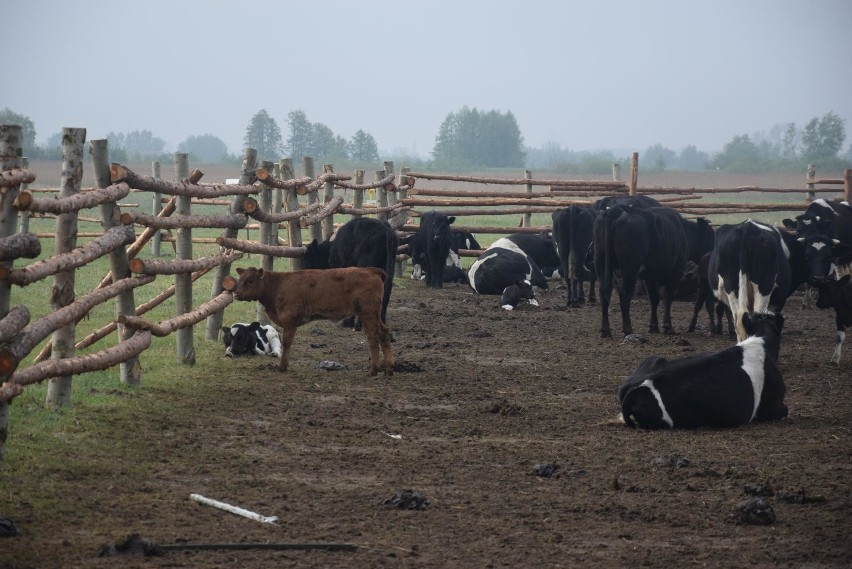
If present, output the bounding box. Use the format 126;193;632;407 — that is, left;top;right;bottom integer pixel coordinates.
619;312;788;429
468;236;549;310
222;322;282;358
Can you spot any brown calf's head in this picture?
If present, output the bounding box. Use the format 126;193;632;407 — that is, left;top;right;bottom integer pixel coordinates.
233;267;264;301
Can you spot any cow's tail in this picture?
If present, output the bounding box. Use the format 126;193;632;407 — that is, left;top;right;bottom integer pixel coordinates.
567;205;577;282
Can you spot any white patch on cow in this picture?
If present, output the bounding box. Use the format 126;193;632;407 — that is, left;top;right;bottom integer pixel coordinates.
489;238;539;283
411;263;423;279
832;330;845;364
528;298;539;306
501;304;515;311
639;379;674;428
831;261;852;279
263;325;283;357
802;218;812;226
813;198;836;213
747;219;789;258
841;201;849;207
447;249;461;268
811;241;827;252
738;336;767;422
467;253;498;293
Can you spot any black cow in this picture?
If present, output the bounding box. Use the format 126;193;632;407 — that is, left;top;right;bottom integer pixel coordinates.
222;322;282;357
801;233;852;285
502;233;560;275
594;205;688;337
452;229;481;252
709;220;808;342
468;237;549;309
594;195;662;211
619;312;787;429
303;216;398;325
552;205;597;307
815;274;852;364
783;198;852;244
405;211;456;288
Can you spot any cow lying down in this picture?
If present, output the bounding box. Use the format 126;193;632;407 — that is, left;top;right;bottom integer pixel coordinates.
222;322;282;358
619;312;787;429
231;266;393;376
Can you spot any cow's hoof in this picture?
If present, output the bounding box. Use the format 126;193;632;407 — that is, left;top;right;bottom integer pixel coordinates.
600;330;612;339
686;324;696;333
569;302;580;309
663;327;677;336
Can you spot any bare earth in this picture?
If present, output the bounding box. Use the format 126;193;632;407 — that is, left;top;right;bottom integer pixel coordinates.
2;277;850;568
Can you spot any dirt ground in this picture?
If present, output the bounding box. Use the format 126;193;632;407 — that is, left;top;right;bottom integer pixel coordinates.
2;275;851;568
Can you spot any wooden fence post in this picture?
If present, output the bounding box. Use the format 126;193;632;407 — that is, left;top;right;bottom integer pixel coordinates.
384;160;397;224
205;148;256;340
281;158;303;271
173;152;195;365
0;123;22;461
806;164;816;203
523;169;532;227
257;160;275;325
46;127;86;407
352;169;365;218
629;152;639;196
272;162;283;236
303;157;321;243
151;160;162;256
91;139;142;385
845;169;852;203
612;162;621;182
376;169;388;222
322;164;335;240
396;166;410;277
17;157;30;234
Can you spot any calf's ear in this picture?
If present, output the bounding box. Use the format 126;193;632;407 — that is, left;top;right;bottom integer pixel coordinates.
448;216;456;224
781;218;796;230
742;312;752;334
236;267;245;276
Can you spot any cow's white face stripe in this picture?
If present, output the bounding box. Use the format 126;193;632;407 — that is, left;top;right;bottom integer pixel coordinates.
738;336;766;421
811;241;827;251
639;379;674;428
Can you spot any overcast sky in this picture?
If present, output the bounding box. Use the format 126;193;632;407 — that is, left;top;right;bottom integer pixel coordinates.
6;0;852;159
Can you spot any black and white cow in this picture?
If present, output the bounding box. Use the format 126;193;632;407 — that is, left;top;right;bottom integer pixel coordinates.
594;205;688;337
783;198;852;244
452;229;482;253
303;216;398;325
468;237;549;310
502;232;560;276
619;312;787;429
815;274;852;364
552;204;597;307
222;322;283;357
404;211;456;288
709;220;808;342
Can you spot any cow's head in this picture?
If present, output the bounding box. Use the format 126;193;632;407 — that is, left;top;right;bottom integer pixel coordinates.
223;324;259;357
233;267;264;301
428;213;455;242
743;311;785;363
815;274;851;310
783;213;833;238
800;234;852;284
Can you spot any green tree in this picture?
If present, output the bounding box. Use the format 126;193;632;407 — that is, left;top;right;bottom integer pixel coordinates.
677;145;708;171
709;134;763;172
178;134;228;163
431;106;525;168
644;143;677;171
349;130;379;162
309;122;349;160
107;130;166;160
0;108;37;156
244;109;283;161
801;111;846;163
781;122;799;161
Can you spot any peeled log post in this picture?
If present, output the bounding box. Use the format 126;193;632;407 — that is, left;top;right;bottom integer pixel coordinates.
0;168;35;188
299;196;343;229
10;331;151;390
259;160;275;326
111;163;260;198
120;210;248;230
243;198;321;222
629;153;639;196
376;170;388;223
322;164;336;241
845;169;852;203
151;160;162;256
0;225;135;286
280;159;303;272
205;148;256;341
351;170;365;219
0;233;41;261
129;252;242;276
13;183;130;214
173;153;194;366
216;236;306;258
303;158;321;244
121;291;234;337
0;275;154;379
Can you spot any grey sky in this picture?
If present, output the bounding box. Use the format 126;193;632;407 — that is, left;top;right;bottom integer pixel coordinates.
6;0;852;158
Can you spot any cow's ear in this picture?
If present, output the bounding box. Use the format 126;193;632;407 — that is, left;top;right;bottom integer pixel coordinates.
222;326;229;333
782;218;796;230
741;312;752;334
448;216;456;224
236;268;244;276
774;312;785;332
257;268;264;278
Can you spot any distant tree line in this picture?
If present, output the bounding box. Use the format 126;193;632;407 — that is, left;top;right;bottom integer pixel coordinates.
2;106;849;173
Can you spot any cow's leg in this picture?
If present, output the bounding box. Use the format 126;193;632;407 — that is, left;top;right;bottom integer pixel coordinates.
661;284;677;335
569;279;580;308
831;319;845;365
645;278;661;333
277;327;296;372
687;294;702;332
587;276;597;304
599;278;612;338
378;321;394;376
619;272;638;336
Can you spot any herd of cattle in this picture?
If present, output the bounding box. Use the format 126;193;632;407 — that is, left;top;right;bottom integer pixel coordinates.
226;196;852;430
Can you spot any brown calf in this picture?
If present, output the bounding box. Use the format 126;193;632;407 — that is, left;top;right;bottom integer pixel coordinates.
232;267;393;376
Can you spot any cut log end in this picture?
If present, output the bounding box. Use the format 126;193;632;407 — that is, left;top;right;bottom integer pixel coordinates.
188;169;204;184
242;198;258;214
222;275;238;292
12;191;32;210
120;212;133;225
110;163;130;183
296;186;308;196
256;168;269;181
128;258;144;274
384;183;396;192
0;348;20;378
406;175;416;187
0;265;10;281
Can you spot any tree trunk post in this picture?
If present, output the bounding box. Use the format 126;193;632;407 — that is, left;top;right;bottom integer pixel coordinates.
629;152;639;196
845;169;852;203
351;170;365;218
281;158;303;271
17;157;30;234
173;152;195;365
46;127;86;407
376;170;388;222
91;140;142;385
384;161;397;225
612;162;621;182
303;157;321;244
257;160;274;324
806;163;816;203
272;161;283;234
0;124;22;460
322;164;336;241
395;165;410;277
151;160;162;256
523;169;533;227
205;148;257;340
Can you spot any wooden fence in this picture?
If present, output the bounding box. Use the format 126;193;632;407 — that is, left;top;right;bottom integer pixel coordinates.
0;123;850;459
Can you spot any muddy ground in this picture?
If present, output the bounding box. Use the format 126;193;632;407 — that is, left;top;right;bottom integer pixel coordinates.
2;276;850;568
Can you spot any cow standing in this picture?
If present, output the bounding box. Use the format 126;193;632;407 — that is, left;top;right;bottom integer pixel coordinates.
231;267;393;376
709;220;807;342
303;217;398;326
405;211;456;288
815;274;852;364
619;312;787;429
552;205;597;307
594;205;688;337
